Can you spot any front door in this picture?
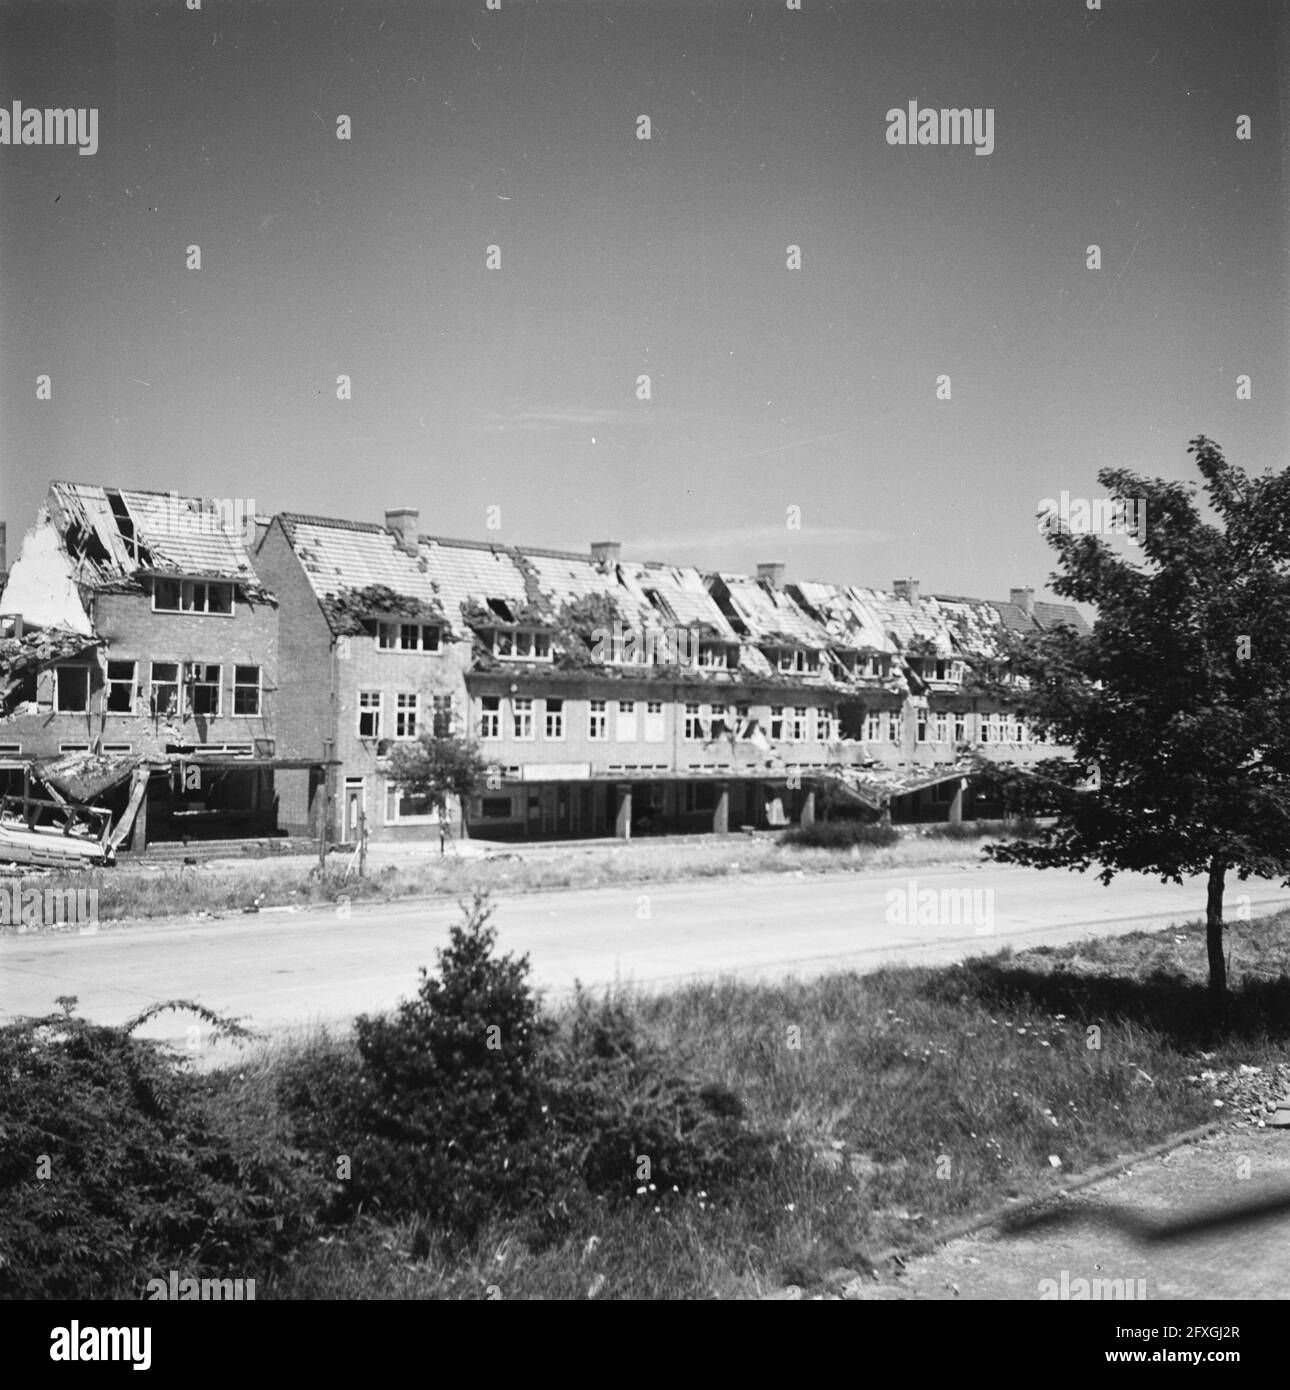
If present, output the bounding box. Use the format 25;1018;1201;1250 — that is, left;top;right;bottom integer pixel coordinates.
343;778;365;841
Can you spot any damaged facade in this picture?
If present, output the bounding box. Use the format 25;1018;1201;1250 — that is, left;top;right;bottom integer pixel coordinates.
1;482;1088;853
253;509;1088;844
0;483;311;854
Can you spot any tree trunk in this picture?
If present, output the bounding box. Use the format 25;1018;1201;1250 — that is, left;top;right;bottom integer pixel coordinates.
1205;856;1227;999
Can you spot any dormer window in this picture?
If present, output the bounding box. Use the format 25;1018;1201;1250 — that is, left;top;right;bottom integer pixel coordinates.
696;642;735;670
377;621;440;652
153;578;234;615
492;628;551;661
862;654;891;679
774;648;818;674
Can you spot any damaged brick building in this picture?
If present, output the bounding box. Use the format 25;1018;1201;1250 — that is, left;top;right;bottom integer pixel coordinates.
0;485;1088;854
253;507;1088;844
0;484;327;856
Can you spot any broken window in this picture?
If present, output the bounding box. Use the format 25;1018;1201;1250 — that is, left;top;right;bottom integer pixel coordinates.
106;660;137;713
380;622;441;652
433;694;454;737
233;665;261;716
916;710;929;743
479;695;501;739
684;703;703;741
154;578;233;615
54;664;90;713
814;707;835;743
150;663;180;716
770;707;785;740
494;630;515;657
487;598;515;622
358;691;382;738
543;698;564;740
187;663;222;716
864;711;882;743
710;703;729;739
954;713;966;743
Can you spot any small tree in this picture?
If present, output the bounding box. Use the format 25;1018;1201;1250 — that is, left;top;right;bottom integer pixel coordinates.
387;731;488;842
988;437;1290;1001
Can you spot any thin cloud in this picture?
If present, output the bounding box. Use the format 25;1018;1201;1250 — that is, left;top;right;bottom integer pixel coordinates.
470;406;678;434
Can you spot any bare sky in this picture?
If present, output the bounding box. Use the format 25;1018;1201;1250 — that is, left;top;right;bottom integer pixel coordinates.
1;0;1286;603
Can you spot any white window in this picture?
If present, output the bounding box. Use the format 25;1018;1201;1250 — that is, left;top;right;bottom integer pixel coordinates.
916;711;929;743
814;707;834;743
494;629;552;661
615;700;638;742
358;691;382;738
886;710;902;743
186;663;221;716
644;700;665;742
153;578;233;615
980;713;993;744
150;662;180;717
588;699;607;740
735;703;750;737
709;703;729;738
863;654;891;679
544;698;564;740
770;707;785;740
933;712;949;743
106;660;137;714
54;665;90;713
789;707;808;742
864;711;882;743
379;622;441;652
513;696;534;740
395;693;418;739
233;665;261;716
479;695;501;739
684;703;703;741
954;713;966;743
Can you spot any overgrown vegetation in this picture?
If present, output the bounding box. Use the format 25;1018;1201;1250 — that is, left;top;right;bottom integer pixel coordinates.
8;896;1286;1299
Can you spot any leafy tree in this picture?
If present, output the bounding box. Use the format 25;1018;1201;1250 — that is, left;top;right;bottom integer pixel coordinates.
987;437;1290;1000
387;731;489;839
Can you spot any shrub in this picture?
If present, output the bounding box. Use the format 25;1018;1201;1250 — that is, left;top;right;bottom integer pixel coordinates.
340;893;559;1238
780;820;900;849
0;1001;323;1298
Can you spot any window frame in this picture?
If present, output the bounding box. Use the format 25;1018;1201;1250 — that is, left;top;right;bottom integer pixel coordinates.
232;664;262;716
54;663;91;714
358;690;383;739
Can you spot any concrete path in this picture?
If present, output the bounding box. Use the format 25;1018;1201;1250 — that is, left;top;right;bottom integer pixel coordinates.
896;1125;1290;1301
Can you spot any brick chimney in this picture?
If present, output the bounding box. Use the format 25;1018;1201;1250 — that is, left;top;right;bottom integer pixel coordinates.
892;577;919;603
1009;585;1035;615
385;508;420;556
757;562;786;590
591;540;621;566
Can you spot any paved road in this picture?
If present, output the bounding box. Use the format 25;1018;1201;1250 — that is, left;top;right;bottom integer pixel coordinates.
3;864;1287;1055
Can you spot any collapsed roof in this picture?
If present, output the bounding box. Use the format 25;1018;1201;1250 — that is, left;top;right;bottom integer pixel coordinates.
46;482;272;598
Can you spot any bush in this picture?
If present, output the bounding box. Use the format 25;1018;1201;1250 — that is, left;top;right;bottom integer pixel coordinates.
338;893;559;1239
780;820;900;849
0;1001;324;1298
274;903;781;1242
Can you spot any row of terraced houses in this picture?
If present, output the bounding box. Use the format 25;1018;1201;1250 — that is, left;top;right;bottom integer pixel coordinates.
0;484;1088;851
